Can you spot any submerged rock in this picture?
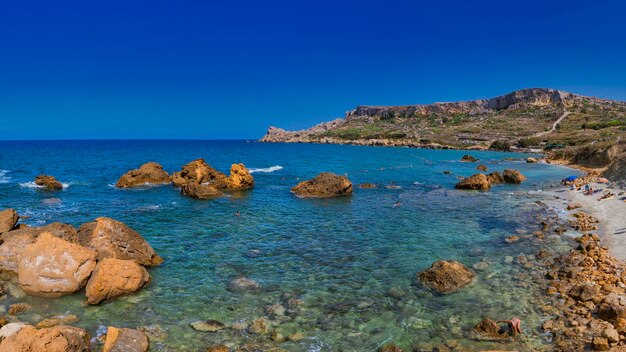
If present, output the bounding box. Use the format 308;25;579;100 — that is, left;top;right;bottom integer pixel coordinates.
85;258;150;305
248;317;271;334
77;217;163;266
0;209;18;233
228;276;261;292
503;169;527;184
36;314;80;329
190;320;225;332
0;325;90;352
379;344;404;352
418;260;475;293
103;327;149;352
206;345;229;352
358;183;377;189
116;162;171;188
34;174;63;190
454;174;490;190
476;164;488;172
18;233;97;297
291;172;353;198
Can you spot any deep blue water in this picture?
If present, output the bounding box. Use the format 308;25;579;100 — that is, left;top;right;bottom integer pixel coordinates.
0;140;578;351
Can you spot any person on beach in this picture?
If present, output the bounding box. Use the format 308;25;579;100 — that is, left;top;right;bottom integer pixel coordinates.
498;317;522;338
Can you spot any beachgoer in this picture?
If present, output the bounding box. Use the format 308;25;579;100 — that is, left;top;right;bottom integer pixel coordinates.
498;317;522;337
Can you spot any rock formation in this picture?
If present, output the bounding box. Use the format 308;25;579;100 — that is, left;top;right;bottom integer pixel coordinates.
418;260;475;293
476;164;488;171
486;171;504;184
454;174;490;190
85;258;150;305
116;162;171;188
17;233;97;297
460;155;478;162
102;327;149;352
291;172;353;198
77;217;163;266
172;159;254;199
503;169;527;183
35;174;63;190
0;325;90;352
181;183;224;199
0;208;18;233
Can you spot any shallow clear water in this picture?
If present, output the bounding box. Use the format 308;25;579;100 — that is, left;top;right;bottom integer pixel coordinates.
0;141;578;351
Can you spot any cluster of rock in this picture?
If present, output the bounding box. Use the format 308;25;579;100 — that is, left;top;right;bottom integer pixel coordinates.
291;172;353;198
115;160;255;200
455;169;527;190
0;211;160;303
0;324;148;352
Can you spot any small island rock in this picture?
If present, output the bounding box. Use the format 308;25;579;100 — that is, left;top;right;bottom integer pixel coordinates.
35;175;63;190
455;174;490;190
291;172;353;198
116;162;171;188
460;155;478;162
503;169;527;184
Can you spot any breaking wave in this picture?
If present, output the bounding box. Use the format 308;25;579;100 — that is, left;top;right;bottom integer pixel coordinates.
249;165;283;173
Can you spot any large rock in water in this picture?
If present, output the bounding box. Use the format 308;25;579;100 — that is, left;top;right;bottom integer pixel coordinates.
455;174;491;190
291;172;353;198
181;183;224;199
418;260;475;293
486;171;504;184
102;327;149;352
0;209;18;233
35;174;63;190
77;217;163;266
503;169;527;184
116;162;171;188
173;159;254;191
0;324;90;352
17;233;97;297
86;258;150;305
460;155;478;162
0;223;78;273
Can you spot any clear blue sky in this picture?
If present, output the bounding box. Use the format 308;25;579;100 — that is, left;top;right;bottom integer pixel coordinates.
1;0;625;140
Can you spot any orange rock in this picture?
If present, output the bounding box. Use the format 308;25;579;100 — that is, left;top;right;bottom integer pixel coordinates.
77;217;162;266
291;172;353;198
34;174;63;190
116;162;171;188
0;209;18;233
103;326;149;352
418;260;475;293
86;258;150;305
455;174;491;190
17;233;97;297
0;325;90;352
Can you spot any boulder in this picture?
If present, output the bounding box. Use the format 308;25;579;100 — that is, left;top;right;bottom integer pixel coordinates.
418;260;475;293
181;183;224;199
34;174;63;190
36;314;80;329
116;162;171;188
460;155;478;162
190;320;225;332
476;164;488;172
172;159;218;187
77;217;162;266
503;169;527;184
291;172;353;198
526;157;539;163
219;163;254;190
0;325;90;352
173;159;254;191
18;233;97;297
487;171;504;184
86;258;150;305
455;174;490;190
103;327;149;352
0;222;78;273
228;276;261;292
471;318;510;341
0;209;18;233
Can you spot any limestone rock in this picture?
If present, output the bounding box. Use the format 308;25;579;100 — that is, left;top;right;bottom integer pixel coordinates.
0;222;78;273
103;327;149;352
460;155;478;162
173;159;254;191
418;260;475;293
503;169;527;184
36;314;80;329
476;164;488;172
77;217;162;266
116;162;171;188
455;174;490;190
291;172;353;198
487;171;504;184
86;258;150;305
181;183;224;199
0;325;90;352
0;209;18;233
190;320;225;332
35;174;63;190
18;233;97;297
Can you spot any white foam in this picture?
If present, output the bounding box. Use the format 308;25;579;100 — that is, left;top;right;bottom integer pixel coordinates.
249;165;283;173
0;170;10;184
19;181;69;189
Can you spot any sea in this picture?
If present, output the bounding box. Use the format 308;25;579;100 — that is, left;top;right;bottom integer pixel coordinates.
0;140;581;351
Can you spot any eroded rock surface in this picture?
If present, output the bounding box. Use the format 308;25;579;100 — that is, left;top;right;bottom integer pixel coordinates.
291;173;353;198
116;162;171;188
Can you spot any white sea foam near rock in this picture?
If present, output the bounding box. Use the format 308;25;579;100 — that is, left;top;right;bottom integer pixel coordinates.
19;181;69;189
249;165;283;173
0;170;9;184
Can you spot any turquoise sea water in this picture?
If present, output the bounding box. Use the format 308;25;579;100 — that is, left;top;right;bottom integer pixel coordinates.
0;141;578;351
